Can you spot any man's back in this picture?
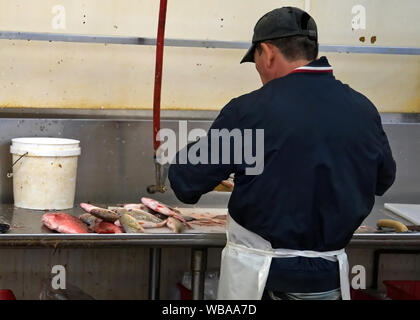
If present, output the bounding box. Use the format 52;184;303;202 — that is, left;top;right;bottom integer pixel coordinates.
226;57;395;292
228;57;395;251
169;56;396;293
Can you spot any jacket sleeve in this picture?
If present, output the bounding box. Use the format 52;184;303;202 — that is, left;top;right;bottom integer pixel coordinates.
168;102;236;204
375;114;396;196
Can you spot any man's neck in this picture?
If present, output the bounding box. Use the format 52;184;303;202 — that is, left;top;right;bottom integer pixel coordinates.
280;58;312;77
261;57;315;85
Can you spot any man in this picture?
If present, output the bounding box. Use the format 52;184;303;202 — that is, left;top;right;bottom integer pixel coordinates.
168;7;396;300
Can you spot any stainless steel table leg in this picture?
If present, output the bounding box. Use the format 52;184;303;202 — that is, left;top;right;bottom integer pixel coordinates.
149;247;161;300
191;248;207;300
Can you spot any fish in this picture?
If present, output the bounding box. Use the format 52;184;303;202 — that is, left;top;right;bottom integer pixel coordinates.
94;221;123;234
109;207;130;216
112;204;168;220
157;204;196;222
114;220;122;227
79;213;98;227
179;214;195;222
113;203;148;211
112;208;166;228
120;203;147;211
141;197;192;228
79;213;122;234
119;213;146;233
128;209;164;223
185;212;226;226
107;206;124;211
110;207;164;224
138;219;167;229
140;197;178;217
80;203;119;222
166;217;185;233
42;212;89;234
120;203;168;220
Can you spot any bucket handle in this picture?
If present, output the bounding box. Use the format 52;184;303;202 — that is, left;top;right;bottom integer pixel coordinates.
7;152;28;178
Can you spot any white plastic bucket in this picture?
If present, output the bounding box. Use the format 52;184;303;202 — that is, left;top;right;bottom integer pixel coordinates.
10;137;81;210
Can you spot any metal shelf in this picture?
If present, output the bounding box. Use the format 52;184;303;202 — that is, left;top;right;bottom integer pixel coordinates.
1;31;419;55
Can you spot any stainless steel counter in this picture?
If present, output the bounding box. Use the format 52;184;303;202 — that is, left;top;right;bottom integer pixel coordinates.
0;203;419;299
0;203;419;248
0;204;226;247
0;204;227;300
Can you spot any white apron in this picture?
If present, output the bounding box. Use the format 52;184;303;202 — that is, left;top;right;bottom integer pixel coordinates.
217;215;351;300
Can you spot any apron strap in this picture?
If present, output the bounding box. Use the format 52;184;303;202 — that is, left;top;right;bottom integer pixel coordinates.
227;241;351;300
337;251;351;300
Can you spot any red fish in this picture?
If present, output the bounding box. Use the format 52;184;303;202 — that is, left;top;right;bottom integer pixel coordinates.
79;213;122;234
95;221;122;234
42;212;89;234
141;197;191;229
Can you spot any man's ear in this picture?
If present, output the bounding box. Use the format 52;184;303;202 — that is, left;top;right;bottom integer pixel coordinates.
260;42;275;67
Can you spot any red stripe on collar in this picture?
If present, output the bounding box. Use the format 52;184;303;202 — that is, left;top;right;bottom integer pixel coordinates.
288;66;333;75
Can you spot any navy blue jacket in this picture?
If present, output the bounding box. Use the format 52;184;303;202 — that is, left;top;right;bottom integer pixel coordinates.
168;56;396;292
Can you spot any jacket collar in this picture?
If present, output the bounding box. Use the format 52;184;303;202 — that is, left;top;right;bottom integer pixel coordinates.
288;56;333;75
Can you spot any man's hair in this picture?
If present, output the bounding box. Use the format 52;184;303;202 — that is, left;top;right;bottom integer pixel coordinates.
256;35;318;61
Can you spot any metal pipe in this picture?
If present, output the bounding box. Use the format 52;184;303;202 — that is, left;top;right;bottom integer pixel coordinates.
0;108;418;123
153;0;167;152
0;31;154;45
319;44;420;55
148;248;162;299
147;0;168;194
191;248;207;300
147;161;166;194
1;31;419;55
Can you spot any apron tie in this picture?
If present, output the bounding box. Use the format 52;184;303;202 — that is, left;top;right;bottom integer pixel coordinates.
217;215;351;300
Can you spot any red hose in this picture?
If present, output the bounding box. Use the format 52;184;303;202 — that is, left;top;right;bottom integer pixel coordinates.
153;0;168;153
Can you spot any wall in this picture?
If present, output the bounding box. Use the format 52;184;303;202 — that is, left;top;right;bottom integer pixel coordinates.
0;118;418;206
0;0;419;111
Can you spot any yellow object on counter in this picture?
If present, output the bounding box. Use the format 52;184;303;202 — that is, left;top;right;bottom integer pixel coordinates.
377;219;409;232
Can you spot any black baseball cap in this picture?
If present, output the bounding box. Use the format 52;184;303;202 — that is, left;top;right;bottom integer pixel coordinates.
241;7;318;63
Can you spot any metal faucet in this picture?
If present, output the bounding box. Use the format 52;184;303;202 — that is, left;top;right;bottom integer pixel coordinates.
147;158;168;194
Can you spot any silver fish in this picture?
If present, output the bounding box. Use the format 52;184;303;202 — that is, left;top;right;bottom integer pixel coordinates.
128;208;163;223
119;214;145;233
138;220;167;229
112;207;163;223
